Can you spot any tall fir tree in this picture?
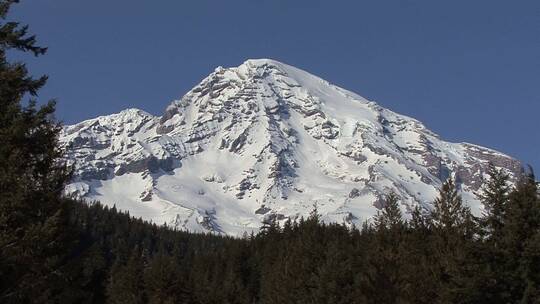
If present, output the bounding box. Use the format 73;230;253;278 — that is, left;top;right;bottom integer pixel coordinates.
362;192;408;303
144;252;190;304
428;178;479;303
501;169;540;302
430;178;474;232
0;1;73;302
373;192;404;230
479;163;511;240
475;164;513;303
107;249;146;304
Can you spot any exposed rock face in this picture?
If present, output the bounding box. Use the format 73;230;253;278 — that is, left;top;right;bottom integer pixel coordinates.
60;59;522;235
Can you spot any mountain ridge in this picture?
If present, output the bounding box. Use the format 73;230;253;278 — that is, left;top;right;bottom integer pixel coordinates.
60;58;521;235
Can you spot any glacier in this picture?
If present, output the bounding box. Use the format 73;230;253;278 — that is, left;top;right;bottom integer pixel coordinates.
60;59;521;235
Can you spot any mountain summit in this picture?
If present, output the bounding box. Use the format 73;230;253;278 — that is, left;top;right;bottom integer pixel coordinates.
60;59;521;235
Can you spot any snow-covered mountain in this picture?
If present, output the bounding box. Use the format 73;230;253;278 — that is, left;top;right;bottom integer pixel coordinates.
60;59;521;235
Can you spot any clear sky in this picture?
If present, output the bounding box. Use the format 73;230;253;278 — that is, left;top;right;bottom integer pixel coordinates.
9;0;540;169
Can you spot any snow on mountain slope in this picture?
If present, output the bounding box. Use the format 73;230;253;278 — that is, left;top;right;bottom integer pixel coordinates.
60;59;522;235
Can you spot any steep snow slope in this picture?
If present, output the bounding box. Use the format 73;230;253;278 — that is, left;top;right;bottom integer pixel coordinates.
60;59;521;235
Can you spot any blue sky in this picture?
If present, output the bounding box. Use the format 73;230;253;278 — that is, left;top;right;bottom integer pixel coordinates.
10;0;540;169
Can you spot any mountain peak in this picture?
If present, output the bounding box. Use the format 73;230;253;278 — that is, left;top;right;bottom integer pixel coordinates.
60;61;522;235
118;108;152;117
212;58;294;81
242;58;283;66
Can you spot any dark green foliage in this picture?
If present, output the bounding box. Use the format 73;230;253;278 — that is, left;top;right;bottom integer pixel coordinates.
430;178;474;232
475;164;513;303
427;179;479;303
363;192;407;303
45;175;534;304
479;164;511;240
373;191;403;230
106;250;146;304
0;1;72;302
501;170;540;303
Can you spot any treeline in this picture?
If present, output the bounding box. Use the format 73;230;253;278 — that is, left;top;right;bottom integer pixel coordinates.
1;1;539;303
2;169;539;303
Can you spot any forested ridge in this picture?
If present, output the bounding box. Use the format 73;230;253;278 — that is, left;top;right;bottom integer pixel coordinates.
3;172;540;303
1;1;539;303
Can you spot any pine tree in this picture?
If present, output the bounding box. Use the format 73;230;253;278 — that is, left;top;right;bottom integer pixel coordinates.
409;204;429;231
475;164;513;303
144;252;189;304
361;192;408;303
479;163;511;240
428;178;479;303
0;1;73;302
521;229;540;302
107;250;146;304
373;192;403;230
500;169;540;302
431;178;473;232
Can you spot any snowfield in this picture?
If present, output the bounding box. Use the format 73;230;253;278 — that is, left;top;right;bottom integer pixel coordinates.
60;59;521;235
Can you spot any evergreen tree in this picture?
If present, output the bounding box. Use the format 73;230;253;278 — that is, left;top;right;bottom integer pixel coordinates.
475;164;513;303
373;192;404;230
107;250;146;304
144;252;189;304
428;178;478;303
364;192;407;303
479;163;511;240
501;169;540;302
430;178;473;232
0;1;73;302
521;229;540;302
409;204;429;231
